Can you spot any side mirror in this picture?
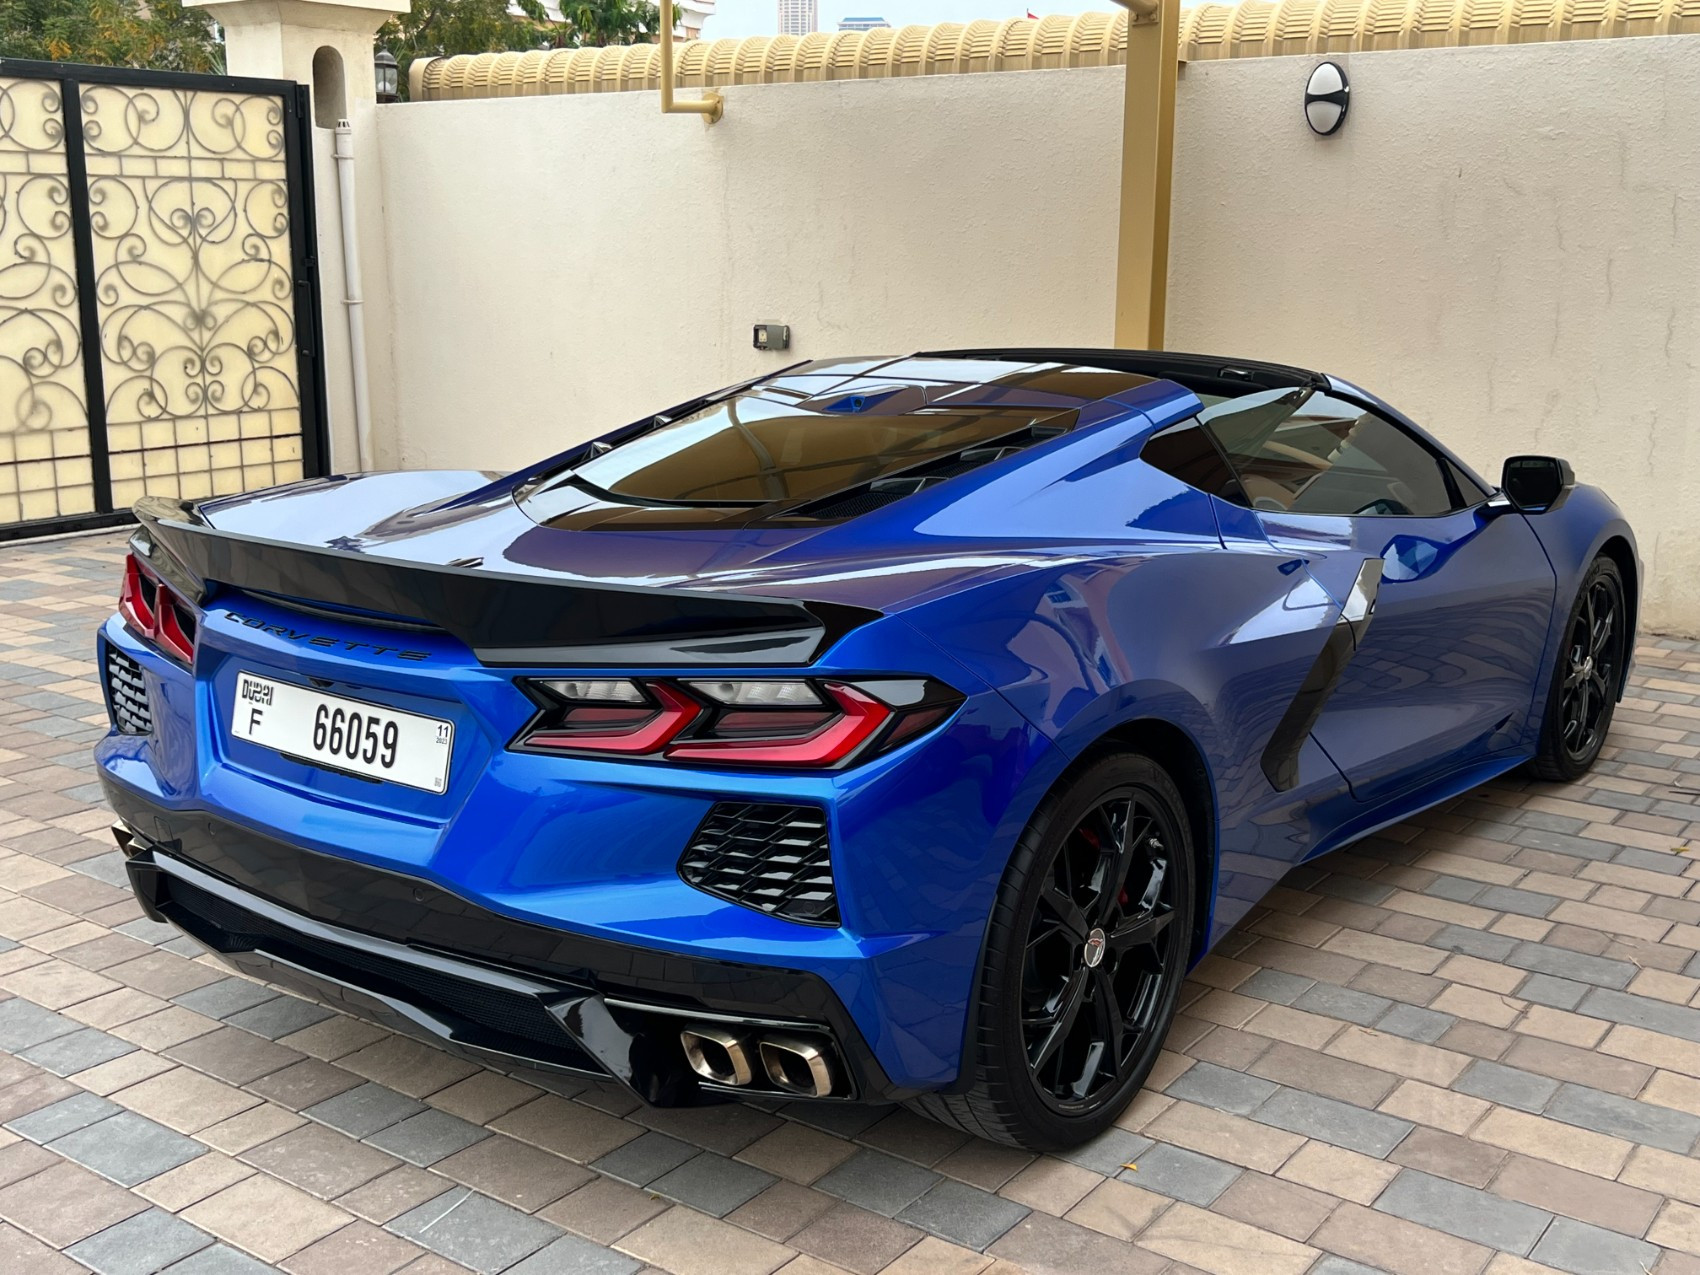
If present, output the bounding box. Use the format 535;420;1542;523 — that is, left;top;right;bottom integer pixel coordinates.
1495;455;1574;514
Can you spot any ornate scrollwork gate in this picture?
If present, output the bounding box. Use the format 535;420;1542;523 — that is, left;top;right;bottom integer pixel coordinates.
0;61;327;537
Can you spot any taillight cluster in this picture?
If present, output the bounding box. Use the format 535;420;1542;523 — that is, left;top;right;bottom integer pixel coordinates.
119;552;198;665
512;676;962;768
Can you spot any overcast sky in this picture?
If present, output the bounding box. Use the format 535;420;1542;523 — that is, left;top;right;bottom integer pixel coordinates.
701;0;1103;38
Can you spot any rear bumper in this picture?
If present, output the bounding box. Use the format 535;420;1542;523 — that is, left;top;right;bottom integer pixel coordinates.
109;783;907;1106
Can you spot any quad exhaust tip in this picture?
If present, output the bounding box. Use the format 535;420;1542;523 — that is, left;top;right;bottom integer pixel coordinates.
679;1026;836;1097
680;1026;754;1087
759;1034;834;1097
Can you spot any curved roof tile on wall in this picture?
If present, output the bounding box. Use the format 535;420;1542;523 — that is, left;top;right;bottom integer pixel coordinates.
413;0;1700;99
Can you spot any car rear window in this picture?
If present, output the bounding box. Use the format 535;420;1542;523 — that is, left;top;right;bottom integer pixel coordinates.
572;393;1067;505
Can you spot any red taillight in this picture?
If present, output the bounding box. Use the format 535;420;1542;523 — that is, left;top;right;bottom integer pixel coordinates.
119;554;155;634
522;681;701;754
119;552;197;665
665;683;889;765
512;677;960;769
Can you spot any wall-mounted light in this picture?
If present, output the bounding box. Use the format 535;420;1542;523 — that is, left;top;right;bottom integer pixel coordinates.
375;49;399;104
1304;62;1349;137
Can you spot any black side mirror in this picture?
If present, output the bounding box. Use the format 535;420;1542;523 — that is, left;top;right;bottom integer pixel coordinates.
1497;455;1574;514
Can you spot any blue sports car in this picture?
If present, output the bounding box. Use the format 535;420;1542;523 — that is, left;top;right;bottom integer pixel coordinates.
96;350;1636;1149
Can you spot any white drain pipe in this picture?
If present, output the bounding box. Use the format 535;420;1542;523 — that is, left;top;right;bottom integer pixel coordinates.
333;119;373;471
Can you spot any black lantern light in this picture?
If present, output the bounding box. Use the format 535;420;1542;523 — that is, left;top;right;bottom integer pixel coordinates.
375;48;399;103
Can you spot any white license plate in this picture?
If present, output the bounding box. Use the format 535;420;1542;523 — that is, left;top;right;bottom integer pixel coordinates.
230;672;454;794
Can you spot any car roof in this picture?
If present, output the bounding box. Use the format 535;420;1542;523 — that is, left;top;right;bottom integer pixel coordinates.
919;347;1328;402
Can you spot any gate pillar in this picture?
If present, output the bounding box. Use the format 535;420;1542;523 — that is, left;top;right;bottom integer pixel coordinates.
194;0;406;473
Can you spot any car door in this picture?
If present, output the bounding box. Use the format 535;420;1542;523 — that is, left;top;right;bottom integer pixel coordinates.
1202;388;1557;805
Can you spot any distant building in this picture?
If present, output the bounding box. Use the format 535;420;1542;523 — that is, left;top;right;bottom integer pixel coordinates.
838;15;890;29
778;0;817;36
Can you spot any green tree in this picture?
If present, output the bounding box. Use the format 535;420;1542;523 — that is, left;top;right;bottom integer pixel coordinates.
379;0;666;99
560;0;662;47
0;0;223;71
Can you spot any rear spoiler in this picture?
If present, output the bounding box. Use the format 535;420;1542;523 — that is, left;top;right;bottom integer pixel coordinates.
130;498;880;668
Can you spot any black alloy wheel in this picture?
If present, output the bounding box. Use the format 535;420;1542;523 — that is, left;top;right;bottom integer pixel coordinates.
1533;554;1627;782
1559;572;1623;763
908;752;1196;1149
1021;790;1179;1111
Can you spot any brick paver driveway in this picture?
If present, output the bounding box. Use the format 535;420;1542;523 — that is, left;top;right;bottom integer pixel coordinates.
1;532;1698;1275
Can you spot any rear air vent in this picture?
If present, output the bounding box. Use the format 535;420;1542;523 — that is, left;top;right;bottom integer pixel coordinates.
105;646;152;735
797;421;1070;521
679;802;838;926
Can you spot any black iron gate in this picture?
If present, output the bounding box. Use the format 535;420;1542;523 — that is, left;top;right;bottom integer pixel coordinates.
0;59;328;539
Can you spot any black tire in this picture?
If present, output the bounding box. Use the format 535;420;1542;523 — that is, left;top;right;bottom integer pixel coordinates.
1531;555;1628;782
909;752;1196;1150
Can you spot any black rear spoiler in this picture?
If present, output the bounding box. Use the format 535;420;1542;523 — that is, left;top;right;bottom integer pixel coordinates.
130;498;879;668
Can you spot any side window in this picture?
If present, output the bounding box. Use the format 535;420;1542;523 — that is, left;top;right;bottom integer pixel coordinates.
1140;418;1246;504
1204;391;1462;517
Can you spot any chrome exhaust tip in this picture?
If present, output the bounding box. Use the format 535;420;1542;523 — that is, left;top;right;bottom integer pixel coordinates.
680;1025;755;1087
758;1034;835;1097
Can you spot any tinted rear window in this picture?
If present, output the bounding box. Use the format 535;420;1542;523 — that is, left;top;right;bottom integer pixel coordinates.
573;393;1068;505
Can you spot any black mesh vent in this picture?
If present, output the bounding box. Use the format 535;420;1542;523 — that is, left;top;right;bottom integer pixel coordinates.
105;646;152;735
680;803;838;926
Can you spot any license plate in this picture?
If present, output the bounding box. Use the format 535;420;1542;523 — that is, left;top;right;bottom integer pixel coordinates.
230;672;454;794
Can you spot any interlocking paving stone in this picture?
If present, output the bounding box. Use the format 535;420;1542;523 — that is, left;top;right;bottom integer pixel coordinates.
68;852;132;889
1054;1126;1152;1177
646;1151;776;1218
302;1081;428;1138
501;1233;642;1275
6;1091;123;1142
1309;1258;1388;1275
1165;1060;1280;1114
1254;1089;1414;1158
1517;973;1590;1010
221;995;335;1040
1375;1169;1552;1255
364;1107;490;1167
1431;927;1518;961
1376;1004;1456;1043
64;1207;213;1275
897;1178;1030;1249
1236;969;1315;1004
388;1187;561;1273
17;1026;136;1076
815;1147;942;1216
158;1246;276;1274
171;978;280;1021
1547;1082;1700;1153
0;998;79;1052
1577;986;1700;1042
1455;1061;1561;1112
1505;944;1638;990
588;1130;701;1187
1116;1143;1240;1205
49;1111;206;1186
1530;1215;1662;1275
1293;983;1392;1026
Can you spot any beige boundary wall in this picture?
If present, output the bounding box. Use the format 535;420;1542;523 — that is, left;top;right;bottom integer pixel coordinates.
368;35;1700;633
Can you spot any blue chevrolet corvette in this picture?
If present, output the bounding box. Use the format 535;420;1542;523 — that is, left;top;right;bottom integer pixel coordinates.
97;350;1636;1149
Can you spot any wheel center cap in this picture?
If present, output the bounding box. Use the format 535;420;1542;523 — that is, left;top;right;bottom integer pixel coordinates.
1083;927;1107;969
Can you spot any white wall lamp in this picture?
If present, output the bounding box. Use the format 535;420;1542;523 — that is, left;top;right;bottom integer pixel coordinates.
1304;62;1349;136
